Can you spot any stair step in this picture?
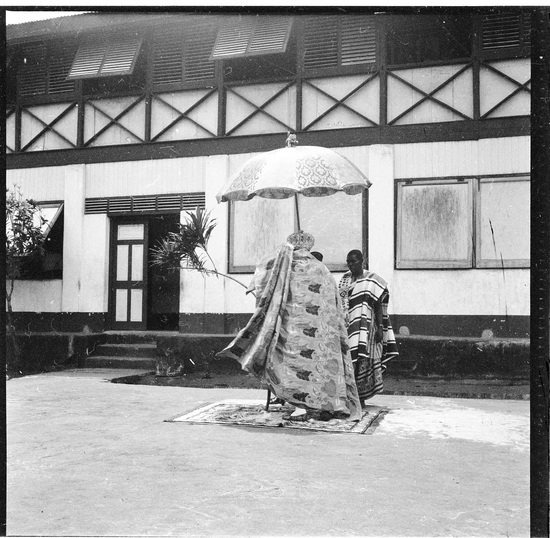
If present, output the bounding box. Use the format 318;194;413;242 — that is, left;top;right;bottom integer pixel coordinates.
94;343;157;358
85;356;157;369
102;331;162;344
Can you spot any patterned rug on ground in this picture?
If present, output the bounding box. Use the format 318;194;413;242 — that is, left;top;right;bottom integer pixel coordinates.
166;399;388;434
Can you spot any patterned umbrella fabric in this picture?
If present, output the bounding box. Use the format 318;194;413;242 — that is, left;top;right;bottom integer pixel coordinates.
216;141;371;203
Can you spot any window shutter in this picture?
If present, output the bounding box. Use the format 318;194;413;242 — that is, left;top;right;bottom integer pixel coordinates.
19;42;47;97
48;45;76;94
84;193;206;214
153;28;184;85
341;16;376;65
481;11;528;51
100;36;142;76
303;15;376;70
248;16;292;55
211;17;255;59
184;25;216;81
304;17;339;70
67;35;142;79
67;42;108;79
210;16;292;59
521;11;531;47
153;24;216;85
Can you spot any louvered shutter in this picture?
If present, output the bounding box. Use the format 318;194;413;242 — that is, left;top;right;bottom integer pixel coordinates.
303;16;339;70
67;35;142;79
304;15;377;71
85;193;206;214
19;42;47;97
248;16;292;55
48;45;76;94
210;16;292;59
481;11;530;51
341;16;376;65
101;36;142;76
153;29;184;85
184;25;216;81
153;24;216;86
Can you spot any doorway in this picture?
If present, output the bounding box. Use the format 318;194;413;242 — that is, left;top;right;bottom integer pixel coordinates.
109;214;180;331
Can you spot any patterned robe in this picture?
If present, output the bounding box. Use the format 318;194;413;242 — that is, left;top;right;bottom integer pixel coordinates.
339;270;399;400
217;243;361;420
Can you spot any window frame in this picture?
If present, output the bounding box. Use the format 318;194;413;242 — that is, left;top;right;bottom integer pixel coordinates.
210;15;293;61
395;177;474;269
13;201;64;280
150;21;219;92
299;14;380;78
383;12;474;69
227;192;367;274
395;174;530;270
474;174;530;269
15;40;78;105
66;34;143;80
479;10;531;61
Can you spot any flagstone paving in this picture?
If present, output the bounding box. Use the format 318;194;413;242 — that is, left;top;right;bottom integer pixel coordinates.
7;368;529;537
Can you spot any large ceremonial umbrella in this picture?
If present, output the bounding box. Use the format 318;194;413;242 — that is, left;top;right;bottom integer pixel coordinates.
216;134;371;410
216;133;371;230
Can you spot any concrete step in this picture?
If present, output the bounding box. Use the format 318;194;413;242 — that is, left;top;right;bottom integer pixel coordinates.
102;331;164;344
85;356;156;369
93;343;157;358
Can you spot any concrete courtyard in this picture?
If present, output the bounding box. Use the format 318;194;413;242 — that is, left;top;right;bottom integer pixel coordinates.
7;368;529;537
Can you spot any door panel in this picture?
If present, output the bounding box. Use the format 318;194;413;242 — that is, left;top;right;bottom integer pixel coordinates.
110;220;148;330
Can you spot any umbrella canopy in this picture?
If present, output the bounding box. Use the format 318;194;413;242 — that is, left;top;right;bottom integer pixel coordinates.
216;143;371;203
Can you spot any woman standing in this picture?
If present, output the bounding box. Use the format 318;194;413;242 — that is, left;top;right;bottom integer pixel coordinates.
338;250;399;403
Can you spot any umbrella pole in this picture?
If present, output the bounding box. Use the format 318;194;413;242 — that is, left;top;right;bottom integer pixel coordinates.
294;193;301;231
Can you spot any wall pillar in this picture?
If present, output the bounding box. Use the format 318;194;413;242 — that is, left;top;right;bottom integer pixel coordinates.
61;164;86;312
368;144;395;287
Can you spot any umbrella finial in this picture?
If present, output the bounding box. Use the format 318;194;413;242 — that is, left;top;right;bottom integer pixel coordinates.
286;132;298;148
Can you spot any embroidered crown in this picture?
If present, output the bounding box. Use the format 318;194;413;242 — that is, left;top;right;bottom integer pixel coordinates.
287;230;315;251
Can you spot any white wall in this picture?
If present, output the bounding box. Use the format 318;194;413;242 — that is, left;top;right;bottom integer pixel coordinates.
8;280;63;312
79;214;110;312
61;165;85;312
391;136;530;317
7;167;66;312
179;154;255;316
7;136;530;320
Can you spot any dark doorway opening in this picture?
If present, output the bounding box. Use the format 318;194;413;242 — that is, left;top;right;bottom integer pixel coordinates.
147;214;180;331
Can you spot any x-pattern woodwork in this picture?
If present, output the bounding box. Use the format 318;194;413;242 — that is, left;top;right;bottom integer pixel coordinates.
387;63;473;125
151;89;217;141
479;61;531;119
20;102;77;151
225;81;295;136
84;96;145;146
302;73;380;130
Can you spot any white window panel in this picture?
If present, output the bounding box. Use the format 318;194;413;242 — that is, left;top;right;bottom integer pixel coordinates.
476;176;530;268
130;289;143;322
116;245;129;281
396;179;473;268
131;244;144;281
117;223;144;241
115;289;128;322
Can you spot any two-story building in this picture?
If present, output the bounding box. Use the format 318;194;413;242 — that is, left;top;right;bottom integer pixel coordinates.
6;8;531;340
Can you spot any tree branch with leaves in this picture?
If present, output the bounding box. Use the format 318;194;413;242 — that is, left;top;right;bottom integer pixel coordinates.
150;206;247;290
6;186;46;369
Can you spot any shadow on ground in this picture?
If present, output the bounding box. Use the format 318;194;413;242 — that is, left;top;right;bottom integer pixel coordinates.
111;370;529;400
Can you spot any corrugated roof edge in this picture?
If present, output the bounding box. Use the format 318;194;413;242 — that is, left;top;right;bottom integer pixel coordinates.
6;12;204;42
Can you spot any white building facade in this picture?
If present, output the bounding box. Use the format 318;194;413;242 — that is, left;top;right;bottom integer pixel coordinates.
6;9;531;338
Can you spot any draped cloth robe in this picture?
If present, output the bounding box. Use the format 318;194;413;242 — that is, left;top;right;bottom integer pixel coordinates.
339;270;399;400
217;243;362;420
